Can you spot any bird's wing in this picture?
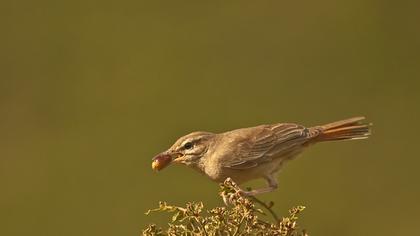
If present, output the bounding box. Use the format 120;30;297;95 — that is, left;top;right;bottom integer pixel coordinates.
223;123;310;170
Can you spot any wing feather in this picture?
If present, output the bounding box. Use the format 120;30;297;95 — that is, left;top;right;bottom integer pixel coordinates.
224;123;309;170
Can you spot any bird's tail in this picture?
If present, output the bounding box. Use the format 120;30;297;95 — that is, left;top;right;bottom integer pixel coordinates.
311;117;371;142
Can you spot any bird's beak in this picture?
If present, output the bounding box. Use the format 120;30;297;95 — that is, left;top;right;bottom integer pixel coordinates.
172;152;186;163
151;151;184;171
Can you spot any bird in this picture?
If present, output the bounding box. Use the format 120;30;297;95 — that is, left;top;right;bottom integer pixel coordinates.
152;117;371;196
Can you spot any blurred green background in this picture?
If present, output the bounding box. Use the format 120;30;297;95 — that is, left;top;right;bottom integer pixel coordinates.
1;0;419;235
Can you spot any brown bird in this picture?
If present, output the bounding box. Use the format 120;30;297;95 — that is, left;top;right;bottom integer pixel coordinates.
152;117;371;196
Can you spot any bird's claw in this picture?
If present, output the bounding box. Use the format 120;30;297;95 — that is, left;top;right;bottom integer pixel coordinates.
222;188;253;205
237;188;254;197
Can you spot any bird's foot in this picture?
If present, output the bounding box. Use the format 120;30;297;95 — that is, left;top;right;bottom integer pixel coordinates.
237;188;254;197
221;188;244;205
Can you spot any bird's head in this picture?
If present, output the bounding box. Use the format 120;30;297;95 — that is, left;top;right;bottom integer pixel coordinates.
152;131;215;170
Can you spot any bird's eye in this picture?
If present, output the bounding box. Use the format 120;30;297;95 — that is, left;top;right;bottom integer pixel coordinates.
183;142;193;150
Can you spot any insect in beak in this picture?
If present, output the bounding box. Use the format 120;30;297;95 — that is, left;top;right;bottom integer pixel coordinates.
151;152;183;171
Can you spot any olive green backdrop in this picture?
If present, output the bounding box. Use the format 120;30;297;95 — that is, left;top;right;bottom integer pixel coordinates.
1;1;419;235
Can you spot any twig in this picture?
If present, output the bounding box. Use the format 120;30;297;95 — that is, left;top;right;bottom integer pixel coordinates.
195;218;208;236
232;215;245;236
248;196;279;223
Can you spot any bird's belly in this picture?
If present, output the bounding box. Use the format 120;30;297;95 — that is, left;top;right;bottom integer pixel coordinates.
207;154;299;185
205;165;270;184
202;162;264;184
202;148;303;184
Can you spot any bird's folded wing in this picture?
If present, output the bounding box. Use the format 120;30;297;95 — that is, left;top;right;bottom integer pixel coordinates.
224;123;309;170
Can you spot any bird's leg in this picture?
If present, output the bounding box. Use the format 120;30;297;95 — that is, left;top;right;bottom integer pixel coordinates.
239;176;278;196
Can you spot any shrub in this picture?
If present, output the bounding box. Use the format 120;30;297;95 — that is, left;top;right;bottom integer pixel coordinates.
143;178;307;236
